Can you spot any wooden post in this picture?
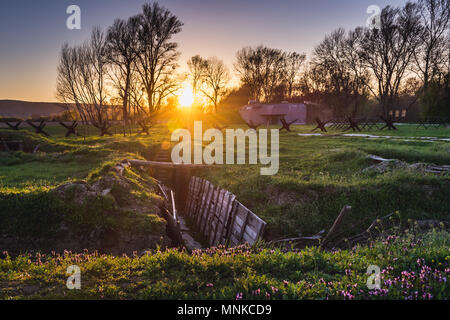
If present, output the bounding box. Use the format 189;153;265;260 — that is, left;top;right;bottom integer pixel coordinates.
170;190;177;221
224;201;238;245
322;205;351;246
1;138;9;151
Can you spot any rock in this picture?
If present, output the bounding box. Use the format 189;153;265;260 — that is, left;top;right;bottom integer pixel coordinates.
91;176;116;193
408;163;429;171
101;188;111;196
54;181;97;205
364;155;448;175
363;159;408;174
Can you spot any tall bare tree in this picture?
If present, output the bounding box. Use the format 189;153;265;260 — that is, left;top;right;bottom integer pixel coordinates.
311;28;351;115
284;52;306;100
235;45;286;103
360;4;422;117
106;17;139;128
235;46;264;101
342;28;371;115
129;76;153;134
56;27;112;136
414;0;450;89
56;44;87;126
134;2;183;114
200;57;230;113
187;55;206;96
260;47;286;103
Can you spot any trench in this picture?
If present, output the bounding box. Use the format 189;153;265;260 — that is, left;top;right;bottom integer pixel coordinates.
148;147;204;250
0;138;25;152
136;146;267;250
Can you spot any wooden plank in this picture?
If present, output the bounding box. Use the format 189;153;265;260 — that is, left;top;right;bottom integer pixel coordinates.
322;205;351;246
183;176;267;247
196;180;210;227
184;177;195;215
170;190;177;220
214;191;236;246
243;226;258;240
187;177;199;218
256;220;266;241
198;182;214;231
224;201;238;246
189;177;202;217
128;159;212;169
242;230;256;245
203;187;219;236
189;177;200;215
227;201;266;246
229;236;239;247
199;185;211;233
192;178;203;223
213;189;232;246
209;189;226;246
234;202;250;244
208;188;222;239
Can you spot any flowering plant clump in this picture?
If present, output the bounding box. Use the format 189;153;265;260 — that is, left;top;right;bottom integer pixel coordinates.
0;229;448;300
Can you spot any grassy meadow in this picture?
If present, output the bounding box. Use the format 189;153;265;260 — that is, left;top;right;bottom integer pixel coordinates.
205;124;450;238
0;123;449;299
1;229;449;299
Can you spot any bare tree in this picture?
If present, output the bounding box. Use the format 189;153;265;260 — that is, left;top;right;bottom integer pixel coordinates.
235;46;264;101
128;75;152;134
187;55;206;96
360;4;422;118
260;47;286;103
106;17;139;129
56;44;88;128
134;2;183;115
56;27;112;136
200;57;230;113
311;28;351;115
414;0;450;89
235;45;286;103
284;52;306;100
342;28;371;115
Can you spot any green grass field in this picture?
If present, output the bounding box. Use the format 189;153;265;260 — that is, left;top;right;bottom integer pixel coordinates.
0;123;448;299
1;124;449;237
205;124;450;238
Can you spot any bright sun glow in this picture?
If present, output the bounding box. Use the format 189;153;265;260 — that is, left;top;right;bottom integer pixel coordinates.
178;85;195;108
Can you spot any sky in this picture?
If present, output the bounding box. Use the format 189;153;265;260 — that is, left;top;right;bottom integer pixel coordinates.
0;0;410;102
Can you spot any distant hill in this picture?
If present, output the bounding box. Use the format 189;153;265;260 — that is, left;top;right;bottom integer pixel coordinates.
0;100;68;119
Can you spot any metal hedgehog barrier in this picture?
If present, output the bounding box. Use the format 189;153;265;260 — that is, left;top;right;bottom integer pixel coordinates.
184;176;267;247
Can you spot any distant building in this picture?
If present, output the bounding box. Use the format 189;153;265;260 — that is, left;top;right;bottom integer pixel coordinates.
239;101;307;126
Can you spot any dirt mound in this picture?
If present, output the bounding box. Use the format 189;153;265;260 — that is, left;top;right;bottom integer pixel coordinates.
265;186;319;206
1;166;171;256
363;156;450;175
362;159;408;174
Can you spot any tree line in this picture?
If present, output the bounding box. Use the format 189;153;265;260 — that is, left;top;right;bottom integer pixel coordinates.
57;2;183;135
57;0;449;136
235;0;449;119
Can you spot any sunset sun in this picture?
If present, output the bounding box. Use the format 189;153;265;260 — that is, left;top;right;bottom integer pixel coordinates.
178;85;195;108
